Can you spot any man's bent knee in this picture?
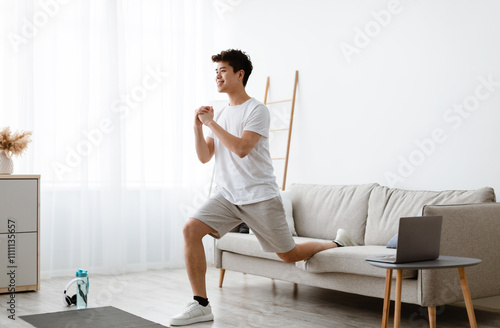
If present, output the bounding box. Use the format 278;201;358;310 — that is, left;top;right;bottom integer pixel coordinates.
183;218;215;242
277;248;298;264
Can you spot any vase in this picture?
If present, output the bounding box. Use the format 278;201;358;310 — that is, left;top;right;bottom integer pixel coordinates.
0;150;14;175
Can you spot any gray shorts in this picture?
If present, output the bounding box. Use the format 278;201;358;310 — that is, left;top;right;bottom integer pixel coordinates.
192;192;296;253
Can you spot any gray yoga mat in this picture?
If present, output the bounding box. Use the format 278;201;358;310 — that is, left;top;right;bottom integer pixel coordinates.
20;306;167;328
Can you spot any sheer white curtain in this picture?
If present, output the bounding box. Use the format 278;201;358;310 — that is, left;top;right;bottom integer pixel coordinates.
1;0;217;277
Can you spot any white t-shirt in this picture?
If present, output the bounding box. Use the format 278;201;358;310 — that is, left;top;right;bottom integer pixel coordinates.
207;97;279;205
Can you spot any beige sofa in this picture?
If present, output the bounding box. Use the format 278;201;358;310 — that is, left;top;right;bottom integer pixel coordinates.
215;183;500;308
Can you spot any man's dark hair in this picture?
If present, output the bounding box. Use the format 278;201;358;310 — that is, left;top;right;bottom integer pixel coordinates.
212;49;253;87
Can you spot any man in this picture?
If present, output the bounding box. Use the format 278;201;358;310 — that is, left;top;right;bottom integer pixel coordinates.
170;49;356;326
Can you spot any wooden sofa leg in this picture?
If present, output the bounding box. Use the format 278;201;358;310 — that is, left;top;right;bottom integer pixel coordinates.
219;269;226;287
428;306;436;328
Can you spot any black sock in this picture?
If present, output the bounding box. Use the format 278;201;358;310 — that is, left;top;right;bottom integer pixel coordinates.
194;296;209;307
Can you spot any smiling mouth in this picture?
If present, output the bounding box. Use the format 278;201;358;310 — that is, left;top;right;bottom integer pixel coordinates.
217;80;224;86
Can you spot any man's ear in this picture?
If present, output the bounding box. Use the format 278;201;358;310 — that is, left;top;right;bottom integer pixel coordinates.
238;69;245;81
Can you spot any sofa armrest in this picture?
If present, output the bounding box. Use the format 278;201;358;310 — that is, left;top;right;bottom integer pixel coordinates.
419;203;500;306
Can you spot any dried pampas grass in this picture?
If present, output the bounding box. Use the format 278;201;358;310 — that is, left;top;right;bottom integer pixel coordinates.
0;127;32;158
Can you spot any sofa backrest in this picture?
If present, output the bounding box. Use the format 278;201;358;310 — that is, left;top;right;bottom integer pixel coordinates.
289;183;378;245
364;186;496;245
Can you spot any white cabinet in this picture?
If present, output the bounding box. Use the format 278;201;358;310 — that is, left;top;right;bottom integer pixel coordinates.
0;175;40;293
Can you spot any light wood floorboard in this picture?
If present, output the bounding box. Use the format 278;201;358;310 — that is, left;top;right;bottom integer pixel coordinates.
1;266;500;327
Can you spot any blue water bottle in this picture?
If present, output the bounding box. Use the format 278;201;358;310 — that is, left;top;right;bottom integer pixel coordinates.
76;269;89;309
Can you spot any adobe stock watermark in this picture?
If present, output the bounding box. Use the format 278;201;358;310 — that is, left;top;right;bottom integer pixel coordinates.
269;103;291;145
51;66;168;180
340;0;405;64
270;105;291;130
6;219;17;321
178;180;214;227
407;274;462;327
213;0;243;20
384;74;500;185
8;0;71;53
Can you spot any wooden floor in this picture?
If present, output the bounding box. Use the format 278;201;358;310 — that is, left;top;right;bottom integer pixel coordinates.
1;266;500;327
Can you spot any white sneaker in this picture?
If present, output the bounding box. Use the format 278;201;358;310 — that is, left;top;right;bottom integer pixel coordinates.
170;300;214;326
334;228;358;247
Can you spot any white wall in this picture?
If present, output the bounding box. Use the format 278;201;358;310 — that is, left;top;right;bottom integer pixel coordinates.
210;0;500;192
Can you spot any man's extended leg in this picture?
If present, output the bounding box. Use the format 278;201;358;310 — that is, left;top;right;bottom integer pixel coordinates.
277;229;358;263
277;241;337;263
170;218;216;326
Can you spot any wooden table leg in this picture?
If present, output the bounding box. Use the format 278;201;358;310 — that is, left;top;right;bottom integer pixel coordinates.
394;270;403;328
428;306;436;328
458;267;478;328
382;269;393;328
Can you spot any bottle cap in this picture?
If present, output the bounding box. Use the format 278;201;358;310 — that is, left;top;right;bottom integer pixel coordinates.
76;269;88;278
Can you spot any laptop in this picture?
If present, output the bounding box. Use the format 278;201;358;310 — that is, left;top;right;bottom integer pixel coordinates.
365;216;443;264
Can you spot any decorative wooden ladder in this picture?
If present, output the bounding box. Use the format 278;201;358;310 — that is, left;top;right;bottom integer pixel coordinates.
264;70;299;191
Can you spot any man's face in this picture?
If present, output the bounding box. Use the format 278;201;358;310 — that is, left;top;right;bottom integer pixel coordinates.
215;61;243;93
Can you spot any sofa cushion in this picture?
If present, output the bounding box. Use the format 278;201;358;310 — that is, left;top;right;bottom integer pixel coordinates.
295;245;417;279
365;186;496;245
289;183;379;245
